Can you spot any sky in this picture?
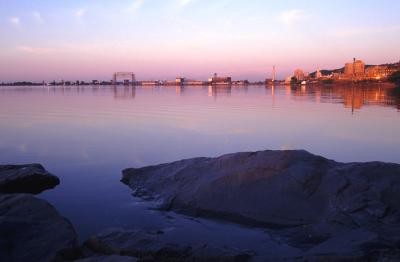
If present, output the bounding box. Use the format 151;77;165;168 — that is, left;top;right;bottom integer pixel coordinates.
1;0;400;81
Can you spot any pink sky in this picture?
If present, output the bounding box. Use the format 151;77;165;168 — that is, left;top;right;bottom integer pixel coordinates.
1;0;399;81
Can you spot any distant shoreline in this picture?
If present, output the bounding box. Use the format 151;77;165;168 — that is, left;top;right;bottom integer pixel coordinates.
0;80;398;87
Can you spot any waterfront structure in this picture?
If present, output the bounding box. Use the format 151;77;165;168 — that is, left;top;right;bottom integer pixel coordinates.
185;80;207;85
232;80;249;85
112;72;136;85
285;76;293;85
140;80;161;86
209;73;232;85
294;69;305;81
340;59;400;81
176;77;185;85
265;78;274;85
2;59;399;87
365;65;392;80
265;66;277;85
344;59;365;78
316;68;322;79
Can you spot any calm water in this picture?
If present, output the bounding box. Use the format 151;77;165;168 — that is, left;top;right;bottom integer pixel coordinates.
0;84;399;240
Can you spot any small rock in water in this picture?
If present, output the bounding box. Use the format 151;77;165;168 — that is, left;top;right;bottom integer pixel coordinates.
0;164;60;194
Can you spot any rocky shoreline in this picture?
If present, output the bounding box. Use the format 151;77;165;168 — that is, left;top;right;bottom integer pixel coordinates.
0;165;78;262
1;150;400;261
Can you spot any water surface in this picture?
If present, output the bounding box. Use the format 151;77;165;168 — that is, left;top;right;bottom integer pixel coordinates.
0;84;399;240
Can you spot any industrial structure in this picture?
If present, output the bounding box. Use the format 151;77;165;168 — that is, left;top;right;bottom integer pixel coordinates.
266;66;279;85
112;72;136;85
208;73;232;85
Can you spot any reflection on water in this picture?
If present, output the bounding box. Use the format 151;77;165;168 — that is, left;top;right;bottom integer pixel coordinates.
2;83;398;111
286;84;400;111
0;83;399;239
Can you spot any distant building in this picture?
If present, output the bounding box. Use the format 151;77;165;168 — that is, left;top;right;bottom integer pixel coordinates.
232;80;249;85
316;68;322;79
92;80;100;85
209;73;231;85
344;63;353;76
265;78;274;85
354;60;365;76
176;77;185;85
365;65;391;80
294;69;305;81
185;80;207;85
285;76;293;85
344;59;365;78
140;81;161;86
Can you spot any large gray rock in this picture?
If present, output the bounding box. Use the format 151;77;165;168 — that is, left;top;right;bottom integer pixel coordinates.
122;150;400;228
0;194;79;262
74;255;138;262
122;150;400;258
0;164;60;194
83;228;253;262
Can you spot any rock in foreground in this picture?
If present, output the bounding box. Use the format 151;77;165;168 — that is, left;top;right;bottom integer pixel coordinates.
0;164;60;194
0;194;79;262
75;254;138;262
83;228;253;261
122;150;400;258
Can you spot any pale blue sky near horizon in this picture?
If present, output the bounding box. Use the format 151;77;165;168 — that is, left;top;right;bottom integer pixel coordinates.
1;0;400;81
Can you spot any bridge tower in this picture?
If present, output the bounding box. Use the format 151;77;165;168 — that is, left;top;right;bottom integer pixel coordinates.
112;72;136;86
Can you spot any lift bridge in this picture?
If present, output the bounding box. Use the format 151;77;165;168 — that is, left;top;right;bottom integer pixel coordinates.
112;72;136;86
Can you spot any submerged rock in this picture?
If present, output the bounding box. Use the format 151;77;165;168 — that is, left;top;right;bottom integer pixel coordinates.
0;194;79;262
74;255;138;262
0;164;60;194
83;228;253;261
122;150;400;259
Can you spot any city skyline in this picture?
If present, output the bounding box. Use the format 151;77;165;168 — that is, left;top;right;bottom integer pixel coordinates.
1;0;400;81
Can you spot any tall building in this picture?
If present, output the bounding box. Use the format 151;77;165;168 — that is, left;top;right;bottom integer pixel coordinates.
344;63;354;76
344;58;365;77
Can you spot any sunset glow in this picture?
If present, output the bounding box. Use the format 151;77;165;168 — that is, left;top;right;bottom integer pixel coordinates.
1;0;400;81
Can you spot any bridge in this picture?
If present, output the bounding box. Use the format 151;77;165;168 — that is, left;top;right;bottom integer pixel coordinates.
112;72;136;85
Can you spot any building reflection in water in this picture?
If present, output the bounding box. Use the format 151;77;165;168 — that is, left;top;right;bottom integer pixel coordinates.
285;85;291;97
289;83;400;112
0;84;399;111
112;86;135;99
176;86;184;95
208;85;232;98
271;85;275;107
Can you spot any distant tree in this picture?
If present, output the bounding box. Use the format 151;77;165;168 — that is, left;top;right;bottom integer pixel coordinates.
290;76;298;85
388;71;400;83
